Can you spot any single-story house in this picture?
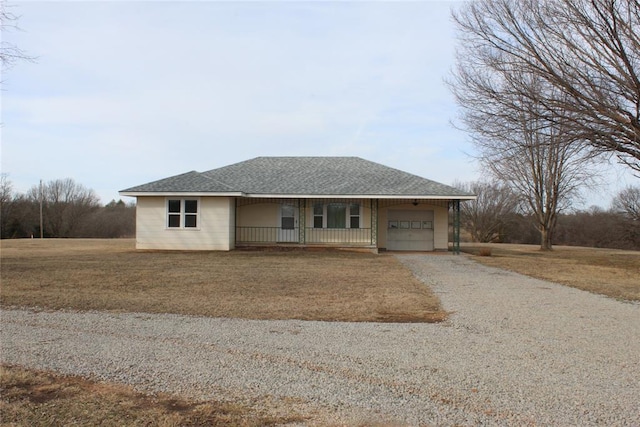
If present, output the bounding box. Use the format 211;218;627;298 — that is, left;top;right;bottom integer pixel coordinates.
119;157;475;252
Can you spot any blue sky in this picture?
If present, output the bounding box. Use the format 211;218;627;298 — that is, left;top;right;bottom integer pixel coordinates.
1;1;635;207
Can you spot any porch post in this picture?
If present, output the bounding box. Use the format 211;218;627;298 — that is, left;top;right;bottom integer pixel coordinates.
453;199;461;255
299;198;306;244
371;199;378;247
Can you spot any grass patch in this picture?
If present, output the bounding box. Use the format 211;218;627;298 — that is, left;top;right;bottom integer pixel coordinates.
0;364;307;427
0;239;445;323
461;243;640;301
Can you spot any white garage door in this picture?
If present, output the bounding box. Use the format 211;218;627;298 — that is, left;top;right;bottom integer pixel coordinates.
387;210;434;251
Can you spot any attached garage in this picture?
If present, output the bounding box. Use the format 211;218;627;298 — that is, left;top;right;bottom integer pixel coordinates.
386;209;434;251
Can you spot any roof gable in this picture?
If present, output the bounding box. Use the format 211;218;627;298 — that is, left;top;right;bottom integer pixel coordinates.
121;157;474;198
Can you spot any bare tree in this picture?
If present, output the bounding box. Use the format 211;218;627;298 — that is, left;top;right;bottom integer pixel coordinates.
482;116;596;250
78;199;136;238
1;1;33;72
0;173;12;205
456;180;520;243
2;177;137;238
1;193;39;238
610;186;640;247
612;185;640;221
27;178;101;237
451;0;640;172
450;68;598;249
450;2;605;250
0;173;14;236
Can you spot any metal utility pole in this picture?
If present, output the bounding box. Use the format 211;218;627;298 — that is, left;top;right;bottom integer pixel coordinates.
39;179;43;239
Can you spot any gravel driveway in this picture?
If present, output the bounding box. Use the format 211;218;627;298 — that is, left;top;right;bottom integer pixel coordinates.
2;254;639;426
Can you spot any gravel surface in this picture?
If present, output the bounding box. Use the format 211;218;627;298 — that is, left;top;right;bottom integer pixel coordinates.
2;254;639;426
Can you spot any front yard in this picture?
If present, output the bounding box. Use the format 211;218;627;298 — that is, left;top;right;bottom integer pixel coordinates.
0;239;445;323
462;243;640;301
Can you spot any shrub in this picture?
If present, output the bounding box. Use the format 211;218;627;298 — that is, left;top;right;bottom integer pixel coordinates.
478;247;492;257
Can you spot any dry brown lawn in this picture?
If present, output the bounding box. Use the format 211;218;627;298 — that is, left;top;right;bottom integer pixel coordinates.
462;243;640;301
4;240;638;425
0;364;307;426
0;239;445;323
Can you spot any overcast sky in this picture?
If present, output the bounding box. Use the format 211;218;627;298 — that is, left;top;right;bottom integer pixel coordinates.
2;1;635;207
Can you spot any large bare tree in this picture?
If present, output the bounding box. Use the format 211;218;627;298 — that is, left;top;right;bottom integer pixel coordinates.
450;1;607;250
455;180;520;243
450;65;598;249
451;0;640;172
482;117;597;250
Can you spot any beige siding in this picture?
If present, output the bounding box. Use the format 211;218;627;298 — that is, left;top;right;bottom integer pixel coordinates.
136;196;234;250
378;202;449;250
227;201;236;249
433;206;449;250
235;202;281;243
134;196;450;251
378;207;388;248
236;203;279;227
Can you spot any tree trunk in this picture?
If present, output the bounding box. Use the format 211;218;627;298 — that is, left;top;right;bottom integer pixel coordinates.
539;226;553;251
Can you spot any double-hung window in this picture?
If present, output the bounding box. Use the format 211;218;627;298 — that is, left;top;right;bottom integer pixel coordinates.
313;204;324;228
167;199;199;229
349;203;360;228
313;202;361;229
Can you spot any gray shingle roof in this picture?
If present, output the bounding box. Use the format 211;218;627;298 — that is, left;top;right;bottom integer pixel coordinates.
121;171;239;193
120;157;474;198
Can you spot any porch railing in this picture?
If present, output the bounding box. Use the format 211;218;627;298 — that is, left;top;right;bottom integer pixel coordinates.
305;227;371;244
236;226;373;245
236;227;290;243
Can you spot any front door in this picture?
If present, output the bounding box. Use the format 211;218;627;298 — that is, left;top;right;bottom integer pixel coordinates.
278;204;298;242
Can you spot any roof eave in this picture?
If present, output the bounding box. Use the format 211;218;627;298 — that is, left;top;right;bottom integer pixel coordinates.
119;191;476;200
119;191;245;197
242;193;477;200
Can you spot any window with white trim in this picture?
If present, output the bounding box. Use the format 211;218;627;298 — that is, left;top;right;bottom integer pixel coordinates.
349;203;360;229
327;204;346;228
312;202;361;229
313;203;323;228
167;199;199;228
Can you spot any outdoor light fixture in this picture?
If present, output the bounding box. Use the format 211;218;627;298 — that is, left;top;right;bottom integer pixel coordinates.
412;199;419;206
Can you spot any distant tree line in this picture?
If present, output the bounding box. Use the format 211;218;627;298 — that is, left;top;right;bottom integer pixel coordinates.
0;175;135;239
458;180;640;250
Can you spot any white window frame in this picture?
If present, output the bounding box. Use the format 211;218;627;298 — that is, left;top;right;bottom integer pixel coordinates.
349;202;361;229
166;198;200;229
313;203;324;229
312;202;361;229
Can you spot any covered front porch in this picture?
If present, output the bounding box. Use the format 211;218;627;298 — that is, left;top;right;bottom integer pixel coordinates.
235;198;378;248
234;198;463;252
